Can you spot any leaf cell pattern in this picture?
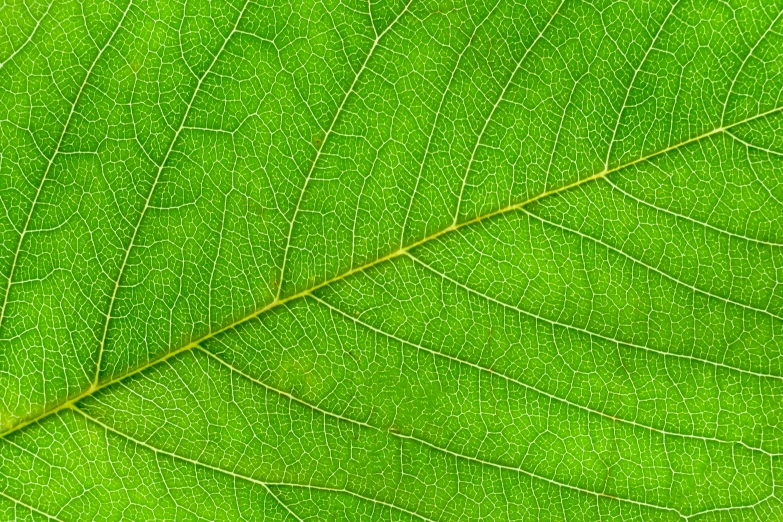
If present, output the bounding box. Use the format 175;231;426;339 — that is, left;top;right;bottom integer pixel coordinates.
1;0;783;520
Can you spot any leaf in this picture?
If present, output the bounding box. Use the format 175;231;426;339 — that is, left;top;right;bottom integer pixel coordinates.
1;0;783;519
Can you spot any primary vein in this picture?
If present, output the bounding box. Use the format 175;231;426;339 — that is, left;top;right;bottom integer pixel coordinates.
1;103;781;440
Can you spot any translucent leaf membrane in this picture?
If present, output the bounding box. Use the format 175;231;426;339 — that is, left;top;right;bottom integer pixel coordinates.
1;0;783;519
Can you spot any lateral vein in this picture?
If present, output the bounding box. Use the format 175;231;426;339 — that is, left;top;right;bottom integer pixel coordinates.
1;103;781;440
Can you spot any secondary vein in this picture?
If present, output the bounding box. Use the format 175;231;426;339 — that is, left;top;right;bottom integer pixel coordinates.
1;103;781;440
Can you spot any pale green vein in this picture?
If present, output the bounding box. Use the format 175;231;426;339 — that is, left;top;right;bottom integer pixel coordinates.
204;345;774;522
721;7;783;126
453;0;565;225
0;489;63;522
686;494;778;522
725;128;783;158
208;343;771;521
2;103;781;440
263;485;305;522
94;0;253;387
0;0;54;69
307;294;778;455
69;407;437;522
521;207;783;320
88;347;687;518
604;0;682;170
406;251;783;382
0;0;133;331
399;0;503;247
277;0;415;300
3;435;59;471
541;69;585;193
602;176;783;247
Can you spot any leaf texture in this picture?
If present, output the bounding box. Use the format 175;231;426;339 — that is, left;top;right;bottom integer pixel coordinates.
1;0;783;519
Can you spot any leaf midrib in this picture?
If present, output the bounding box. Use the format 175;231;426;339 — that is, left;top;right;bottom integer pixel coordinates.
2;103;781;440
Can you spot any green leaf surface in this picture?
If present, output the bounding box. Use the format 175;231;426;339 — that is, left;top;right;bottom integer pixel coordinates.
1;0;783;519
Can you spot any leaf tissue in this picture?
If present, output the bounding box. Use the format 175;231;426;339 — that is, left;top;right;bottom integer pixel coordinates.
1;0;783;520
